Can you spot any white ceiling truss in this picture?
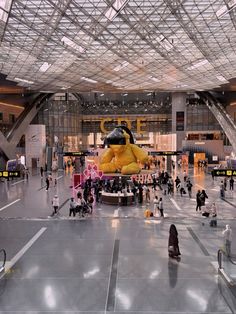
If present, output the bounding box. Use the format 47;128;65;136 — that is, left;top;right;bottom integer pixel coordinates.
0;0;236;92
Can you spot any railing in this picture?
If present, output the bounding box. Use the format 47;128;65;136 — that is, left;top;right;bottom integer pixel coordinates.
218;249;236;285
0;249;6;273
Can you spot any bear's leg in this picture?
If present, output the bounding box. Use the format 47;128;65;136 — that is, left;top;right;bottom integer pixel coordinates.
121;162;140;175
100;163;119;173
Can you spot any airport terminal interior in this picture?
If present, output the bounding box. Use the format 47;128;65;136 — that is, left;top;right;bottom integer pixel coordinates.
2;0;236;313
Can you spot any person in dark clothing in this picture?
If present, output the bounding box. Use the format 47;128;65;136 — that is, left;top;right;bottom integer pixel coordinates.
175;176;180;190
168;224;181;258
186;180;193;198
45;176;50;191
200;189;208;206
138;184;143;204
196;190;202;211
230;177;234;191
40;166;44;178
69;198;77;217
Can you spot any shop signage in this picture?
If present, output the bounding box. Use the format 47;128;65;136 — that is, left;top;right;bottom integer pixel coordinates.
131;173;153;184
149;151;182;156
100;117;146;134
0;171;20;178
213;169;236;176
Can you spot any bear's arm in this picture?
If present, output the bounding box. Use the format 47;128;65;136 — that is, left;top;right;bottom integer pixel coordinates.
130;144;148;163
100;148;114;163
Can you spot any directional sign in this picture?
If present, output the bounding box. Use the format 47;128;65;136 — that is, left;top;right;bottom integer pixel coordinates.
213;169;236;177
149;151;182;156
63;151;98;157
0;171;21;178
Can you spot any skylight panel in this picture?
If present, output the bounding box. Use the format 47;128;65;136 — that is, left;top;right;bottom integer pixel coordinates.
113;61;129;72
39;62;51;72
105;0;129;21
216;75;228;82
187;59;209;70
0;0;12;22
61;36;85;53
216;0;236;18
81;77;97;84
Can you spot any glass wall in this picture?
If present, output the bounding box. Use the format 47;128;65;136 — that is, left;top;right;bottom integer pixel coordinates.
186;105;221;131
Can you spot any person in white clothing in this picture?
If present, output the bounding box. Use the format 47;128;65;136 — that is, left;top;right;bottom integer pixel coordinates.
153;196;159;217
222;224;232;256
52;195;59;216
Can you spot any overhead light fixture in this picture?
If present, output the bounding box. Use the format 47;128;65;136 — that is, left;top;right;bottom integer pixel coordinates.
81;77;97;84
123;93;128;96
147;93;152;96
149;76;160;82
61;86;71;90
100;93;104;96
61;36;85;53
187;59;209;70
14;77;34;84
39;62;51;72
216;0;236;18
113;61;129;72
216;75;228;82
105;0;129;21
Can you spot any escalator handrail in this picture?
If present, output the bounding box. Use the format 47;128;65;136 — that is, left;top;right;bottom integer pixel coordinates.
218;249;236;269
0;249;6;272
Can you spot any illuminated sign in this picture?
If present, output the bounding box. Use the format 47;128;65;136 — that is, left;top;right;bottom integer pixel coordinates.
213;169;236;176
0;171;20;178
100;117;147;134
63;151;98;157
149;151;182;156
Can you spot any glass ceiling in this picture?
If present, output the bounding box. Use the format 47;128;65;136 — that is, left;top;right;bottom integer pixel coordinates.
0;0;236;92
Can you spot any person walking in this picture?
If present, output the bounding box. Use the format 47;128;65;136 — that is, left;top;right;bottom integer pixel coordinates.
146;187;151;203
220;180;225;198
52;195;59;216
196;190;202;211
209;202;217;227
186;180;193;198
222;224;232;256
69;197;77;217
40;166;44;178
158;197;164;217
230;176;234;191
153;196;159;217
45;176;50;191
175;176;181;192
168;224;181;258
200;189;208;206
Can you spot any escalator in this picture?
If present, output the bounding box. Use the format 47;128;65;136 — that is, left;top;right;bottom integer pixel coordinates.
6;92;54;143
197;91;236;153
217;249;236;311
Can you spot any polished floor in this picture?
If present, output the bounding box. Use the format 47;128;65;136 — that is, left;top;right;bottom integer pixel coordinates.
0;167;236;313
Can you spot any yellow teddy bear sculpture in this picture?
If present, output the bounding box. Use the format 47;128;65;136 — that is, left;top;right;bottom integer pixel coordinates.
99;126;148;175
